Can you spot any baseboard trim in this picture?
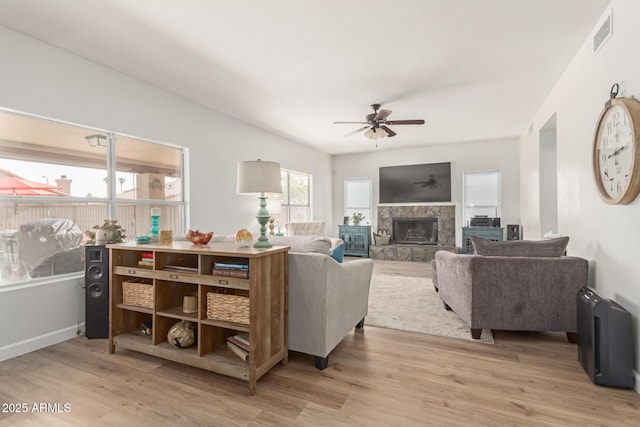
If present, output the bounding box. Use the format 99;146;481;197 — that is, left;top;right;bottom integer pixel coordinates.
0;324;84;362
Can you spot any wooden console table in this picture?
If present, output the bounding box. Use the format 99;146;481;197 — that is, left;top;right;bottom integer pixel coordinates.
108;242;289;394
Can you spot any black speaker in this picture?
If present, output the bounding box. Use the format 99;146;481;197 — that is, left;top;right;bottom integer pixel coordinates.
506;224;522;240
85;245;109;339
577;287;633;388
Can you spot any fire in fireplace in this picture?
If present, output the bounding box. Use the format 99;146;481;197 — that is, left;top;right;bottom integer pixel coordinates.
392;217;438;245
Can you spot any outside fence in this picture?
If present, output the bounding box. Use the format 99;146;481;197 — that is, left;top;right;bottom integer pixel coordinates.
0;202;184;284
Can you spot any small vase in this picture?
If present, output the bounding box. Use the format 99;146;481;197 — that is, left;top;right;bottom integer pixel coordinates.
95;229;112;244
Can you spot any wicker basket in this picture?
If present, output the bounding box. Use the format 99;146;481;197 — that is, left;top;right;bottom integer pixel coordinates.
122;279;153;308
206;292;249;325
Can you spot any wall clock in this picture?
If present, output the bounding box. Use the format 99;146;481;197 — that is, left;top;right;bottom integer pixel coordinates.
592;83;640;205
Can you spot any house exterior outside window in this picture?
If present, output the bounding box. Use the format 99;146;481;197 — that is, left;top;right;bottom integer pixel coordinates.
344;178;372;225
0;109;187;285
462;171;501;226
275;169;311;232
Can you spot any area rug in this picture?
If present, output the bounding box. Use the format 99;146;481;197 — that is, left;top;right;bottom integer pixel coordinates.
365;274;494;344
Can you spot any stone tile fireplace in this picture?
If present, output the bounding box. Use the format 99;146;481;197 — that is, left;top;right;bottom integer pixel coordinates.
370;205;458;261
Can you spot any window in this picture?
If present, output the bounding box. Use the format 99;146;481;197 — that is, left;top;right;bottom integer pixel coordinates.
463;171;501;226
0;109;186;285
344;178;371;225
273;169;311;231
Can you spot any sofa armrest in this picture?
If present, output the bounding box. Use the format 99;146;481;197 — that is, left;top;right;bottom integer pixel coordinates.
326;258;374;320
435;251;475;325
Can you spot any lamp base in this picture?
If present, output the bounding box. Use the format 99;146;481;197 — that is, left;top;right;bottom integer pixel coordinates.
254;236;273;249
254;195;273;249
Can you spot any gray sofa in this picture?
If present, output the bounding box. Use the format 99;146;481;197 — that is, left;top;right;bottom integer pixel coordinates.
434;236;588;341
212;234;374;369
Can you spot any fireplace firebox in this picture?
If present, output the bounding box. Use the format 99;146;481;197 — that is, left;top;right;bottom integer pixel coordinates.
392;217;438;245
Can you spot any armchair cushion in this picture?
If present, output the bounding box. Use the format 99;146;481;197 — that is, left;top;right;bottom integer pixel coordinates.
269;235;331;254
471;236;569;257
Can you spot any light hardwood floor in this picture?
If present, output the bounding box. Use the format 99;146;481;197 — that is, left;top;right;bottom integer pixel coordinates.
1;260;638;426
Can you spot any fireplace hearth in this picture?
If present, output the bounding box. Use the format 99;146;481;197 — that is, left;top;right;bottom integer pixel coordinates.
392;217;438;245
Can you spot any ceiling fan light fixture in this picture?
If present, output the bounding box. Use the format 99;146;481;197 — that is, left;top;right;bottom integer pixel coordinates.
364;127;387;140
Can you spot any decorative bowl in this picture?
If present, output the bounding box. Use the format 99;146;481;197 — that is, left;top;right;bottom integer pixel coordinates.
234;228;254;248
187;229;213;245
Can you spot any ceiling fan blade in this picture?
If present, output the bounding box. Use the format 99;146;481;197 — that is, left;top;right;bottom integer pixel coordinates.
374;109;392;121
333;121;369;124
343;126;370;137
380;125;396;137
385;119;425;125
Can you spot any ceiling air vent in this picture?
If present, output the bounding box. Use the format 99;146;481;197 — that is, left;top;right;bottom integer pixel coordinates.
593;9;612;55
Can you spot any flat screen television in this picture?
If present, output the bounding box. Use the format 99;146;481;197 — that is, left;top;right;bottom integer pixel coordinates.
379;162;451;204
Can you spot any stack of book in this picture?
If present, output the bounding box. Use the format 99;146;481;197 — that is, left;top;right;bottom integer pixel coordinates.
213;261;249;279
226;332;249;361
163;264;199;273
138;251;154;267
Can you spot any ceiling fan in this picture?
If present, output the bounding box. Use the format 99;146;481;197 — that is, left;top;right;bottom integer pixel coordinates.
333;104;425;140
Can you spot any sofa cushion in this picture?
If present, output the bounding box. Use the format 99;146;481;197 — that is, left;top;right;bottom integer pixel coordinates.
329;242;345;263
471;236;569;257
268;235;332;254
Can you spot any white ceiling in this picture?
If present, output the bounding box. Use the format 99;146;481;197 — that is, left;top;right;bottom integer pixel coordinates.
0;0;611;155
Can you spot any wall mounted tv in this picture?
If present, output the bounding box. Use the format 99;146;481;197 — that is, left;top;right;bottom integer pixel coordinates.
379;162;451;204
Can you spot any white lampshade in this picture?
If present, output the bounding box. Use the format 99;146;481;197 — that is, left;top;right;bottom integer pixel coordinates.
237;159;282;195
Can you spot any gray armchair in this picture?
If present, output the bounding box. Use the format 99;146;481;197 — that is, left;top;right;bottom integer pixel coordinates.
212;234;374;369
434;237;588;341
287;251;374;369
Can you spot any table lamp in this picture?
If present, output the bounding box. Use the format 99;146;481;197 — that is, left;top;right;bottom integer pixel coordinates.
237;159;282;248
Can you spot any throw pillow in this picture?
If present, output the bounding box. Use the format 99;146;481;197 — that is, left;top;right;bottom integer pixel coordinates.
329;242;345;263
372;232;391;246
471;236;569;257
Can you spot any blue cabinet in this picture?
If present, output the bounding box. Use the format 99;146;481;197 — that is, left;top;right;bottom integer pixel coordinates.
339;225;370;258
462;227;504;254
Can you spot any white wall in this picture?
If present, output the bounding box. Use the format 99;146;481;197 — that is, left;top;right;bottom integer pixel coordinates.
0;25;332;360
539;124;558;237
520;0;640;387
332;138;520;246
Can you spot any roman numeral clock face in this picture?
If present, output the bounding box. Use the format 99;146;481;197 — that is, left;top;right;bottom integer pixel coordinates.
593;99;640;205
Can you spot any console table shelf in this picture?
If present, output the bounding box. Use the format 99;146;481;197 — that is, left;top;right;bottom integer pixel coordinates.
108;242;289;394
